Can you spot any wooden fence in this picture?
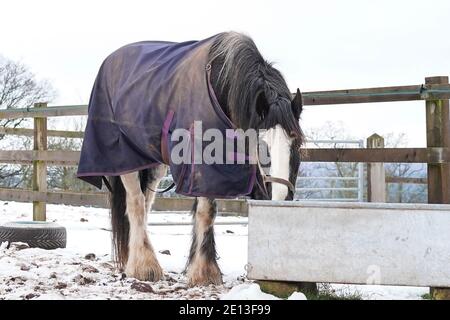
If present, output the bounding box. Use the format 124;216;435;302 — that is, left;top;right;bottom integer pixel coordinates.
1;76;449;219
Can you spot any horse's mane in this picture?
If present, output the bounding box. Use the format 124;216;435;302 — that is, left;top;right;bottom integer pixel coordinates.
208;31;303;140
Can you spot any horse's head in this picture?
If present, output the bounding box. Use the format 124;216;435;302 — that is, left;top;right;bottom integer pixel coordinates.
251;88;304;201
209;32;304;200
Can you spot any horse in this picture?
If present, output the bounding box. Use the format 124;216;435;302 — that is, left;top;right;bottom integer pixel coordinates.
78;31;304;286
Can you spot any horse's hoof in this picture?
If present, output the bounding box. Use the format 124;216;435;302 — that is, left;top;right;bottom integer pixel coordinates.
126;264;163;282
187;261;223;287
125;251;163;282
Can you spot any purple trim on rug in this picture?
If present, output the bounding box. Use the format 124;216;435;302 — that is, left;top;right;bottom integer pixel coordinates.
174;124;194;194
161;110;175;165
188;125;195;194
174;164;187;193
246;164;257;195
76;162;161;178
206;67;236;129
176;189;251;199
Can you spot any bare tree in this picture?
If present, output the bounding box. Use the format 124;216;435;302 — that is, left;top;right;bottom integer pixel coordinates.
383;133;427;203
0;56;55;187
46;118;96;192
0;57;55;128
303;122;426;203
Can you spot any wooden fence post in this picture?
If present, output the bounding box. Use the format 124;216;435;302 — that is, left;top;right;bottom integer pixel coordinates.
33;102;47;221
367;134;386;202
426;76;450;300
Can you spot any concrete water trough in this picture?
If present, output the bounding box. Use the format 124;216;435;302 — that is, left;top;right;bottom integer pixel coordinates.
247;201;450;288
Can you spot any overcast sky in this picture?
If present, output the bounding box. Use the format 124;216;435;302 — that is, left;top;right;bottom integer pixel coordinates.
1;0;449;146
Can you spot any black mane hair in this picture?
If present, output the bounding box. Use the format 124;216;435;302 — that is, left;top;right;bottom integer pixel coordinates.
208;31;304;141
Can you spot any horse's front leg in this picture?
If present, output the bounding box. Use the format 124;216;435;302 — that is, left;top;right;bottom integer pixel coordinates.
186;197;223;286
121;172;163;281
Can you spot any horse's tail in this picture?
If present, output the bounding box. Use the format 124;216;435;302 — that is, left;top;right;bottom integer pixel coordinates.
109;171;150;269
110;175;129;269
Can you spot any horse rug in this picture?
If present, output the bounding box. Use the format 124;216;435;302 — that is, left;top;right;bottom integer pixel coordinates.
77;33;256;198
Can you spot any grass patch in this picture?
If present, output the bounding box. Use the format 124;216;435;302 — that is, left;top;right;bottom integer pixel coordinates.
421;293;433;300
257;281;363;300
305;283;363;300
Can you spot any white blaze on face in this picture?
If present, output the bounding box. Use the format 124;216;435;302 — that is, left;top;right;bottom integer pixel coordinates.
260;124;293;201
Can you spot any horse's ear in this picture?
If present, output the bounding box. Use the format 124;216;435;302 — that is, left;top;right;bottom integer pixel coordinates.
291;88;303;120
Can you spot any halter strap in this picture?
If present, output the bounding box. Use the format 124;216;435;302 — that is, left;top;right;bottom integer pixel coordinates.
147;182;176;194
255;143;296;198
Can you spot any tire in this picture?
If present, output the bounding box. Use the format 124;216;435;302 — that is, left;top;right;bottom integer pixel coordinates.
0;221;66;250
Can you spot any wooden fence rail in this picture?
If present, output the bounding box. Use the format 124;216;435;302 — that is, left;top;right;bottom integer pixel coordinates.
0;188;247;214
2;148;450;166
302;83;450;105
0;105;87;120
1;83;449;120
0;127;84;138
0;150;80;165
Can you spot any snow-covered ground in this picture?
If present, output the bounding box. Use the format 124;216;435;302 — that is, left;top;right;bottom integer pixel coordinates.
0;201;428;300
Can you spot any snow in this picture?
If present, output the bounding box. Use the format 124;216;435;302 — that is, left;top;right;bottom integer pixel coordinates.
288;292;307;300
221;283;279;300
221;283;307;300
331;284;428;300
0;200;429;300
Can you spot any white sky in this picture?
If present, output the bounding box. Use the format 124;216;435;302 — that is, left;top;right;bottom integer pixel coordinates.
1;0;449;146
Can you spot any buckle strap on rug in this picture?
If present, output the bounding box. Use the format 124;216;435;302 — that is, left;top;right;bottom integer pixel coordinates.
102;176;175;194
